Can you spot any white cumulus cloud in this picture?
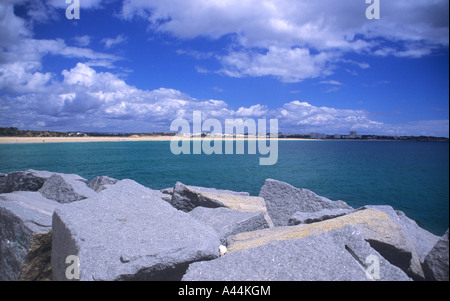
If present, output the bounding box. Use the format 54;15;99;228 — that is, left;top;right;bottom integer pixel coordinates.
119;0;449;82
1;62;448;137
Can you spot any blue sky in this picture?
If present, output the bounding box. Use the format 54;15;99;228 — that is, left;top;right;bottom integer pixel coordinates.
0;0;449;136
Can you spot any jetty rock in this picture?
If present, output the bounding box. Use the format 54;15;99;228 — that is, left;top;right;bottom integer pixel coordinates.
288;208;354;225
226;205;440;280
0;170;115;280
0;191;58;280
0;169;98;204
171;182;274;227
423;229;449;281
51;179;221;281
358;205;440;280
1;170;448;281
171;182;249;211
39;173;97;204
188;207;270;245
183;226;411;281
259;179;352;227
0;170;54;194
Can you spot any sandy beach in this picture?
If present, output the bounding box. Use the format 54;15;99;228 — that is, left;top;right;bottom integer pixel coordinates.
0;136;175;144
0;136;316;144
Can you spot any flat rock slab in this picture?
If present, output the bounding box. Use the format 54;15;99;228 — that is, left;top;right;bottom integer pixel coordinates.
227;208;428;280
51;179;221;281
259;179;352;227
183;226;411;281
171;182;248;211
183;184;250;197
227;208;397;252
171;182;274;227
288;208;354;225
189;207;270;245
0;191;58;281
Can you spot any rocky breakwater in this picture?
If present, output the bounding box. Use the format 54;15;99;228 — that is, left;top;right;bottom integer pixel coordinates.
0;171;448;281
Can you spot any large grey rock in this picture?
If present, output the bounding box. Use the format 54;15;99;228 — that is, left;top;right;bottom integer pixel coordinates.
171;182;274;227
0;170;54;194
0;191;58;280
171;182;221;211
88;176;118;192
423;229;449;281
51;179;221;281
171;182;249;212
227;208;403;252
183;226;411;281
359;205;440;280
39;173;97;203
288;208;354;225
361;205;439;262
395;209;440;263
189;207;270;245
258;179;352;227
227;207;431;280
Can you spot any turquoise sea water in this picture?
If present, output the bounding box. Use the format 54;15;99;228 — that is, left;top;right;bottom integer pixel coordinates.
0;140;448;236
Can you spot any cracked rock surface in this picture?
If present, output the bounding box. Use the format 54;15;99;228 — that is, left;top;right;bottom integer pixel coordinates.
51;180;221;281
183;226;411;281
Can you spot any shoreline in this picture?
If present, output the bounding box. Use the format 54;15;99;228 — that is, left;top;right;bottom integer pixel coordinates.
1;136;447;144
0;136;317;144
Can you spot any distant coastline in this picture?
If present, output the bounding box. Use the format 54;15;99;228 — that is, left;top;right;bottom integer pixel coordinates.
0;136;448;144
0;127;448;143
0;136;317;144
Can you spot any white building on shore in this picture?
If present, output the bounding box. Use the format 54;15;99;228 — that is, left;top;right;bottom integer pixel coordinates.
309;132;328;139
342;131;362;139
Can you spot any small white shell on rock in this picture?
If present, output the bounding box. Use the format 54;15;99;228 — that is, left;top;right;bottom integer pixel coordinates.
219;245;228;257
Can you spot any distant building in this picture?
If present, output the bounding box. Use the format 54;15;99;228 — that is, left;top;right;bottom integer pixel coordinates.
334;134;341;139
309;132;327;139
342;131;361;139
